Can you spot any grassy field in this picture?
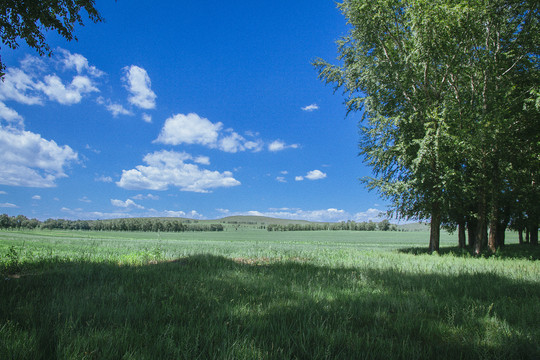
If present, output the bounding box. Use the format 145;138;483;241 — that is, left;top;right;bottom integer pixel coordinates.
1;229;539;359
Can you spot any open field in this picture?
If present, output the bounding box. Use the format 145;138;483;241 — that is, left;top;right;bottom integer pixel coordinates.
1;230;539;359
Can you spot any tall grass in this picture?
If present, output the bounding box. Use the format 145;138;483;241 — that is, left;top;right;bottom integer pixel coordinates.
1;230;538;359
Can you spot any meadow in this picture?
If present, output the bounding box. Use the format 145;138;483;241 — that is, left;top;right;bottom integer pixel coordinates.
1;229;539;359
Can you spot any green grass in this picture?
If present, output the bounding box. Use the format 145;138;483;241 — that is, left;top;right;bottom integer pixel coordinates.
1;230;539;359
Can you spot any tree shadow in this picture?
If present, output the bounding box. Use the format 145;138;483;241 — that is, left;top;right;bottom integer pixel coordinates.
1;255;539;359
398;243;540;260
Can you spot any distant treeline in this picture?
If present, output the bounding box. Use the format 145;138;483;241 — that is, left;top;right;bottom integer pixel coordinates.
267;219;398;232
0;214;224;232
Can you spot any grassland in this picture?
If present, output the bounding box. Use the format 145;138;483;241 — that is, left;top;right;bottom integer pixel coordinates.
1;229;539;359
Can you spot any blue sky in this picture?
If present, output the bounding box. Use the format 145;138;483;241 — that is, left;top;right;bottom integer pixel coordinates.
0;0;387;222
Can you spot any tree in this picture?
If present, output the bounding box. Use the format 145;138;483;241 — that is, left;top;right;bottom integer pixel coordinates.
0;0;104;78
315;0;539;253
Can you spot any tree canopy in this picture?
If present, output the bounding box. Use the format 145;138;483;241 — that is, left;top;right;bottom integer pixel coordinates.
0;0;103;78
315;0;540;253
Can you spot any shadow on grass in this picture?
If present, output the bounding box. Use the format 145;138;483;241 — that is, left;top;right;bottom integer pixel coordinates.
398;243;540;260
1;255;539;359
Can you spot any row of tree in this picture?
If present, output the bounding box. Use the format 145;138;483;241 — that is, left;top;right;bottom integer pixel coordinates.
0;214;224;232
267;220;397;232
316;0;540;252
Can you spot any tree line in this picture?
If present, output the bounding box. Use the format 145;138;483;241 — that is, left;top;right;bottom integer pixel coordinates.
316;0;539;253
0;214;224;232
267;220;397;232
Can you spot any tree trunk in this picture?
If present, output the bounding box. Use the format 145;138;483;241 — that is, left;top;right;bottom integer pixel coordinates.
488;201;499;253
531;222;539;246
496;221;507;248
526;226;530;243
475;201;487;255
518;228;523;244
458;220;466;248
467;218;477;248
429;203;441;253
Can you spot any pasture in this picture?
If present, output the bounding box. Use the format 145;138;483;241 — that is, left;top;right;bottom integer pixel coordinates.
1;229;539;359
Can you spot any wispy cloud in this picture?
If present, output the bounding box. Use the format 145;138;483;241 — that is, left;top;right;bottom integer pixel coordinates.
97;97;133;117
268;140;299;152
111;198;144;209
0;202;19;208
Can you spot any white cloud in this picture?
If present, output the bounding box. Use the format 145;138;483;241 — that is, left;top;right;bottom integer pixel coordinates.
301;103;319;112
219;131;247;153
95;175;113;183
111;198;145;209
0;126;78;187
37;75;99;105
228;208;385;223
276;176;287;183
147;209;203;219
79;196;92;203
97;97;133;117
295;176;304;181
0;202;19;208
232;208;348;222
0;191;7;195
268;140;299;152
122;65;156;109
0;68;43;105
353;208;385;222
0;101;24;126
131;193;159;200
117;150;241;193
142;113;152;123
305;170;327;180
32;195;41;200
155;113;222;147
155;113;274;153
59;49;105;77
194;155;210;165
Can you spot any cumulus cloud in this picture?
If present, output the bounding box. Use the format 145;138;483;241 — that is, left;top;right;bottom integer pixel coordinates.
32;195;41;200
276;177;287;183
59;49;105;77
0;126;78;187
305;170;327;180
301;103;319;112
155;113;282;153
0;68;43;105
0;51;103;108
268;140;299;152
122;65;156;109
117;150;240;193
37;75;99;105
353;208;385;222
111;198;145;209
155;113;222;147
295;176;304;181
